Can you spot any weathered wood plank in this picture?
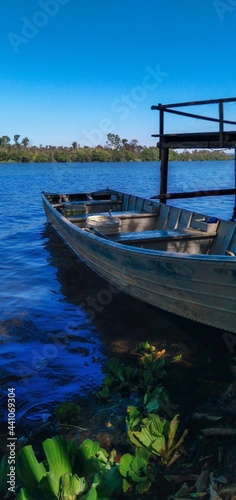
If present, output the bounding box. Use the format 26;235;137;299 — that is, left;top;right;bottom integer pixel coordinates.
153;131;236;149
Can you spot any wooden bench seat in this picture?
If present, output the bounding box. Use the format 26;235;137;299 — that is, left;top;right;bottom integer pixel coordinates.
63;199;122;208
67;211;158;223
112;227;217;243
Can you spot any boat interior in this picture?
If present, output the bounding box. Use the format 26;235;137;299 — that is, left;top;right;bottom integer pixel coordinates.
44;189;236;256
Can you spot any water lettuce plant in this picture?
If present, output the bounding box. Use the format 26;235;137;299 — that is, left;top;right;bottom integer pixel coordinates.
0;341;192;498
96;358;139;400
15;436;122;499
97;341;167;411
126;409;188;467
119;448;154;494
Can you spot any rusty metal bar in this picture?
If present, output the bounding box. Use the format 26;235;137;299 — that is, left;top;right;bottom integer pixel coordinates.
160;107;236;126
219;101;224;147
152;188;236;200
151;96;236;110
159;148;169;203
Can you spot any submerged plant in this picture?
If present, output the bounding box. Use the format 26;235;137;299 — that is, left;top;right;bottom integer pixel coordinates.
54;402;81;424
97;358;139;400
97;342;167;405
143;385;169;413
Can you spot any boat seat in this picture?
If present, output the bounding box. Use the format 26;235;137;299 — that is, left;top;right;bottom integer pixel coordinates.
67;210;158;222
112;227;217;243
62;199;122;215
63;199;122;208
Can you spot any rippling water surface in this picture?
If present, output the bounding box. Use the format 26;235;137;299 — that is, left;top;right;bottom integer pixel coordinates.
0;161;235;432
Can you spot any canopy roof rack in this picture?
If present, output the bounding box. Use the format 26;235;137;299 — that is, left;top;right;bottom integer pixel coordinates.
151;96;236;149
151;97;236;205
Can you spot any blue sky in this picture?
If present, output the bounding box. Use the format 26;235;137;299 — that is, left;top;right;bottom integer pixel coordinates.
1;0;236;147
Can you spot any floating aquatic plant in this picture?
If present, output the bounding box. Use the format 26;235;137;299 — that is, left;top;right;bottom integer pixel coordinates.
119;448;153;494
15;436;122;499
126;408;188;467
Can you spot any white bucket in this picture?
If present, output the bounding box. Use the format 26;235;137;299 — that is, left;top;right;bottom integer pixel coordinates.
86;215;121;235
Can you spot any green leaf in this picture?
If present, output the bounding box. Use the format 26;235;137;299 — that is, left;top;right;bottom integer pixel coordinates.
59;473;87;498
42;436;76;481
97;385;110;400
135;479;152;494
129;469;146;483
103;374;115;386
167;414;180;451
119;454;133;477
135;426;154;448
0;454;9;493
144;387;162;412
146;413;165;435
70;474;87;494
16;488;42;500
126;406;142;431
16;445;47;493
130;457;147;476
38;472;59;498
127;429;143;448
135;447;151;462
16;488;41;500
79;439;100;461
82;484;97;500
77;440;109;479
151;436;166;455
96;448;109;465
122;478;131;493
96;466;122;498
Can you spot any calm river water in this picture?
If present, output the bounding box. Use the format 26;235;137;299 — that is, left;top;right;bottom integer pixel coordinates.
0;160;235;434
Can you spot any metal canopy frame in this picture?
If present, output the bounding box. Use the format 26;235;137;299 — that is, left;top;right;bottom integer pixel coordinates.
151;97;236;204
152;96;236;149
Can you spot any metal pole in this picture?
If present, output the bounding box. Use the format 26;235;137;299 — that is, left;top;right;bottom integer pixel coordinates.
159;107;164;160
219;101;224;147
234;147;236;219
160;148;169;203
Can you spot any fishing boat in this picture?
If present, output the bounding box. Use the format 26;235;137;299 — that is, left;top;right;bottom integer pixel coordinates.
42;188;236;333
42;97;236;333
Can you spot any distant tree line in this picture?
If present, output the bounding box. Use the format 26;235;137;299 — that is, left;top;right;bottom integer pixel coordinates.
0;133;233;163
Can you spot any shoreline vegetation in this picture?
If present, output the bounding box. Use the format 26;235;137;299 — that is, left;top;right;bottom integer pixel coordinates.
0;133;234;163
1;341;235;499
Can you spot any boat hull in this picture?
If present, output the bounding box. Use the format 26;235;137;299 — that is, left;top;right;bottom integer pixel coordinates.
42;194;236;333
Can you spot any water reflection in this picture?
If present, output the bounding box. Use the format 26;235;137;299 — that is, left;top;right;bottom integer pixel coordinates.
42;223;232;400
43;225;230;362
